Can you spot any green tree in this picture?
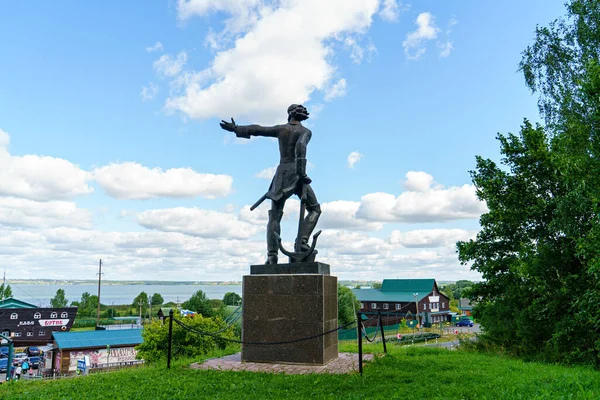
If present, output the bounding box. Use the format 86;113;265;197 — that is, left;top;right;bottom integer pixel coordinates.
137;314;236;363
150;293;164;306
183;290;213;317
50;289;68;308
223;292;242;306
371;282;382;290
338;284;360;327
0;283;12;300
133;292;149;316
458;0;600;368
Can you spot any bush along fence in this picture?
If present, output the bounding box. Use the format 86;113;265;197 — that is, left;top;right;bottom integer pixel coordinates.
164;309;359;371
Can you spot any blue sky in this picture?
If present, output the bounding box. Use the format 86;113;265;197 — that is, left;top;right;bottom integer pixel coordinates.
0;1;565;281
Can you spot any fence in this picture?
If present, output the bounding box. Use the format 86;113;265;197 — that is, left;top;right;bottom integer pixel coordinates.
165;309;390;376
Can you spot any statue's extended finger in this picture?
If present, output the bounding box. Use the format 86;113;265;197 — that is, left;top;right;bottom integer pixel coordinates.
231;117;236;125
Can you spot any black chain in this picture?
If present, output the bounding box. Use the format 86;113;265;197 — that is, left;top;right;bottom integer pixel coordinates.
172;317;356;346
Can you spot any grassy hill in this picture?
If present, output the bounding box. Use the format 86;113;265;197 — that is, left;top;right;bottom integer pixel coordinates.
1;344;598;399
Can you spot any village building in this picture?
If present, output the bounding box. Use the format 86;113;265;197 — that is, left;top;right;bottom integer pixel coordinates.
352;279;452;328
0;298;77;345
51;329;143;373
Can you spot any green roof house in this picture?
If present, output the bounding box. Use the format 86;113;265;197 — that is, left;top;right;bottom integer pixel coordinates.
352;279;451;327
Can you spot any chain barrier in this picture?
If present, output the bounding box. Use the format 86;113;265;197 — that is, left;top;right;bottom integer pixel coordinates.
172;316;356;346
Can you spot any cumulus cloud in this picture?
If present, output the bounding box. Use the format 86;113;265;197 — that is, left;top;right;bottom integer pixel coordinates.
137;207;260;239
140;83;159;101
93;162;233;200
347;151;364;168
389;228;475;248
325;78;348;101
0;130;93;201
255;166;276;180
0;197;93;229
166;0;380;124
153;52;188;77
320;200;382;231
146;41;164;53
320;229;391;255
356;184;487;223
439;41;453;58
403;170;434;192
403;12;440;60
379;0;400;22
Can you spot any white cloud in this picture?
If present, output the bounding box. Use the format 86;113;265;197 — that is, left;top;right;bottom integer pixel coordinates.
153;52;188;77
146;41;164;53
403;171;434;192
137;207;260;239
439;41;453;58
389;228;474;248
356;183;487;223
0;129;9;147
320;200;382;231
403;12;440;60
325;78;348;101
166;0;380;124
0;197;92;229
255;166;276;180
347;151;364;168
140;82;159;101
177;0;264;33
93;162;233;200
0;130;93;201
379;0;400;22
320;229;391;255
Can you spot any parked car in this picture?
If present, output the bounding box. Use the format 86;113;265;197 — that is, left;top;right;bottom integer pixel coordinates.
12;352;27;365
25;346;41;357
0;357;7;373
27;356;42;369
0;347;8;358
456;319;474;327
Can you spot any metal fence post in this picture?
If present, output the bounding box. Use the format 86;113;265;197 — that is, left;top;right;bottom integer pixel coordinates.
357;312;363;376
378;311;387;354
167;309;174;369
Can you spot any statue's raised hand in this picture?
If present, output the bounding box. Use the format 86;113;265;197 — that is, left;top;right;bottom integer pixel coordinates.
220;118;237;132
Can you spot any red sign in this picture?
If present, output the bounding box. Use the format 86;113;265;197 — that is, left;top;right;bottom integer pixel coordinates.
38;319;69;326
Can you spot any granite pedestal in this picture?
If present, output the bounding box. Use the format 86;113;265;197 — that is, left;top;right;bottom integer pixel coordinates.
242;262;338;365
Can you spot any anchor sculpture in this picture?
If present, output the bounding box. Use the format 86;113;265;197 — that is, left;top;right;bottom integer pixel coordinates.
274;183;322;263
220;104;322;265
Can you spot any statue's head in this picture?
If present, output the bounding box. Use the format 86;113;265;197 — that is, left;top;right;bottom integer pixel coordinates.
287;104;309;122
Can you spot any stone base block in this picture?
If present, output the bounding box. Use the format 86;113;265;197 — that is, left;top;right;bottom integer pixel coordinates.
242;273;338;365
250;262;330;275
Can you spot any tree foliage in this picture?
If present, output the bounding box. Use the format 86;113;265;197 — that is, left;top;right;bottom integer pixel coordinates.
439;280;475;300
50;289;68;308
137;314;236;363
338;284;360;327
150;293;164;306
458;0;600;368
223;292;242;306
0;283;12;300
183;290;213;317
72;292;100;317
132;292;149;315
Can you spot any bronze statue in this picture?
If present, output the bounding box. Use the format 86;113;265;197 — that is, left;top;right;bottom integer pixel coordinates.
220;104;321;264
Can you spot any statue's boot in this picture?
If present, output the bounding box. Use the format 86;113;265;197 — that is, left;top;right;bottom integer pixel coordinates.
298;206;321;252
266;209;284;264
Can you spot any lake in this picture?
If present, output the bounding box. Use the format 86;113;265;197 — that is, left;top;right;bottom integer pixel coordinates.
8;283;242;307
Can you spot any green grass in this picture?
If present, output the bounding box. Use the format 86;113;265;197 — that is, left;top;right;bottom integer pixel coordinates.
1;345;598;399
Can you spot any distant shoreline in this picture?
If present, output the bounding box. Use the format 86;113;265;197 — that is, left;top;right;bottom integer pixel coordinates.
7;279;243;286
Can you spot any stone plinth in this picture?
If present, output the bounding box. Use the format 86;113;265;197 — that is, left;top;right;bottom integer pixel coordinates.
242;271;338;365
250;261;330;275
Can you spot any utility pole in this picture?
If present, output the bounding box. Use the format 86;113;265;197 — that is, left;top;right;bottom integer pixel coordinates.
138;299;143;326
96;259;104;327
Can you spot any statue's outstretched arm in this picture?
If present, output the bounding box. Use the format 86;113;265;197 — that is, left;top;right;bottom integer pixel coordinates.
220;118;282;138
236;124;281;138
